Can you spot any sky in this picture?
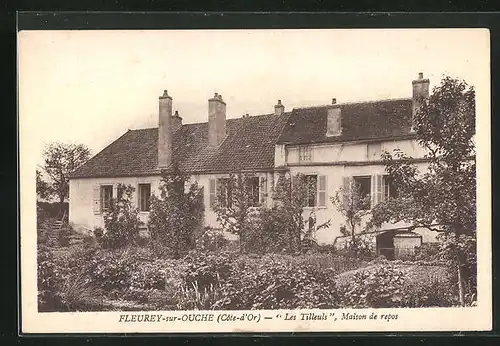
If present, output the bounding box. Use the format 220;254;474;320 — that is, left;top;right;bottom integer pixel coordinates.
18;29;489;165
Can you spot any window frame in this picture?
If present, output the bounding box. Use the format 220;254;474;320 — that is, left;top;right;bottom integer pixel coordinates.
298;145;313;162
353;175;372;210
100;184;113;212
138;183;152;212
383;175;399;200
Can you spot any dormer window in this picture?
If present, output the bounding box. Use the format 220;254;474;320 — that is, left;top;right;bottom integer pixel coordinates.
298;145;312;162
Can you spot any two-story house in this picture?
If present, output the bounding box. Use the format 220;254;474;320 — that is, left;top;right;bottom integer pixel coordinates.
69;73;439;256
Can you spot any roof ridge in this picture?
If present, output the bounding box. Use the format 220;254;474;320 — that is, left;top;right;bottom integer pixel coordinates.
294;97;412;110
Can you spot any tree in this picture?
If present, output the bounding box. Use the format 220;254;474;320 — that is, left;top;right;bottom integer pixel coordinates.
148;166;204;259
270;173;329;254
331;179;371;256
41;142;91;206
369;76;476;305
36;169;51;200
213;172;263;252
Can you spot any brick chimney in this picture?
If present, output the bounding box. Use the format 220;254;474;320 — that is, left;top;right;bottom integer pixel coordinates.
274;100;285;116
412;72;430;130
158;90;173;168
172;110;183;132
208;92;227;147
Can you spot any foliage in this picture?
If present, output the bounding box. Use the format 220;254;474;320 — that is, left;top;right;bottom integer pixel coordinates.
414;242;441;261
213;172;264;252
101;184;142;249
41;142;91;205
331;179;371;239
195;227;228;252
148;166;204;259
86;248;138;292
368;76;476;305
338;265;405;308
36;169;51;200
401;275;457;307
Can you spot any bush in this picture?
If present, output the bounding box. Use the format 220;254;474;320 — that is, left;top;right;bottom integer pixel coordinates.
100;184;142;249
195;227;228;252
178;251;339;310
338;265;405;308
414;243;441;261
182;251;235;291
401;275;457;307
148;168;204;258
86;248;138;292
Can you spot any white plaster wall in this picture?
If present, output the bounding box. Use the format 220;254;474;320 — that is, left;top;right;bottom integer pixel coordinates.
286;139;428;164
288;160;439;245
69;175;161;231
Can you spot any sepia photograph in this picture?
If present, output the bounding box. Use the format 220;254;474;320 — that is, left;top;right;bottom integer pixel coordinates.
19;28;491;333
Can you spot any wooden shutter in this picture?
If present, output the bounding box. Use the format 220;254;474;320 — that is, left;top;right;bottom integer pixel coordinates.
209;179;216;209
376;174;383;205
260;177;267;206
93;186;101;214
342;176;350;210
370;175;384;208
318;175;327;207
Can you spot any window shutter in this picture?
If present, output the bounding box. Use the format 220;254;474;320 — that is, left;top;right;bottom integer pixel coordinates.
209;179;216;209
377;175;384;203
342;176;350;210
318;175;327;207
93;186;101;214
260;177;267;206
370;175;377;209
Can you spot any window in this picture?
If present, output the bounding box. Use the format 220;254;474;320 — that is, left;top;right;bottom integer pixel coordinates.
100;185;113;212
298;146;312;162
246;177;260;207
383;175;399;200
367;142;382;160
209;179;216;208
305;175;318;207
353;176;371;210
138;183;151;212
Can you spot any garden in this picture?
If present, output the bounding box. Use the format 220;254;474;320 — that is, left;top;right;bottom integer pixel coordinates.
37;168;476;312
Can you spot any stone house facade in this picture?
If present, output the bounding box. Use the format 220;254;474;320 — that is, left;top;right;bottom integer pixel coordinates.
69;73;439;255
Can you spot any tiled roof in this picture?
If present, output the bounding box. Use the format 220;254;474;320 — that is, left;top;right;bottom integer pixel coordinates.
70;113;290;178
70;98;415;179
278;98;415;145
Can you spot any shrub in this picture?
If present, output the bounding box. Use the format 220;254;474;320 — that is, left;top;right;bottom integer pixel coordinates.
182;251;235;291
338;265;405;308
195;227;228;252
148;167;204;259
219;255;339;310
101;184;142;249
86;248;138;291
180;252;340;310
401;275;457;307
37;245;63;311
414;243;441;261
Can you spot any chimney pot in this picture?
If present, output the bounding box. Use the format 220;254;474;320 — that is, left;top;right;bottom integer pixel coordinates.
174;110;179;116
332;98;337;105
418;72;424;79
274;99;285;116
